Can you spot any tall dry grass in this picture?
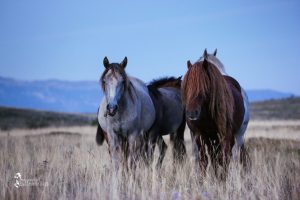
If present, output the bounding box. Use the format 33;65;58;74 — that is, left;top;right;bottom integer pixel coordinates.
0;121;300;200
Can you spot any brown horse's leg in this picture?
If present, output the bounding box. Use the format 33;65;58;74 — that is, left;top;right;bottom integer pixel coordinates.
191;134;207;177
156;135;168;168
171;118;187;164
218;130;235;179
191;133;200;167
199;140;209;178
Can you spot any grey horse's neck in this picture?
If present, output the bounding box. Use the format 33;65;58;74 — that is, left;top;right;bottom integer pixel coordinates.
120;81;136;106
113;80;137;118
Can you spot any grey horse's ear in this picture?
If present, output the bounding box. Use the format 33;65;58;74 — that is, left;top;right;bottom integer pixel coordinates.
103;57;109;68
213;49;217;56
203;49;208;59
187;60;192;69
203;57;209;70
120;57;127;69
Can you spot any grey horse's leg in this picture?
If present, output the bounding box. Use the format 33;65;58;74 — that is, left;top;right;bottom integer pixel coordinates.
128;133;143;170
107;133;121;171
96;124;105;145
156;135;168;168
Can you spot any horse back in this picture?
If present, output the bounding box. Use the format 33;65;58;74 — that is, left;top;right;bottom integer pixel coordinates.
224;76;241;93
224;76;245;133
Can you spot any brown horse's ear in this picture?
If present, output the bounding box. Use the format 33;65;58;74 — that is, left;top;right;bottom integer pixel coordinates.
213;49;217;56
187;60;192;69
120;57;127;69
203;49;208;59
103;57;109;68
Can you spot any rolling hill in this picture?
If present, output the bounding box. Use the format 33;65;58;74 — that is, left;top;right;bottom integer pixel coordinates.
0;76;295;113
250;97;300;120
1;97;299;130
0;106;96;130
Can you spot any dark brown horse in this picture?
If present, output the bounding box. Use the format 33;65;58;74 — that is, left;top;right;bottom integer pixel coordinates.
147;77;186;167
182;49;249;176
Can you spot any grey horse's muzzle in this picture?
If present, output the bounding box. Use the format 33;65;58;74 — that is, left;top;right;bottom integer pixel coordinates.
106;103;118;116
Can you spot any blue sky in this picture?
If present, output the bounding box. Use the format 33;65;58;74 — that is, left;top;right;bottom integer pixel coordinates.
0;0;299;94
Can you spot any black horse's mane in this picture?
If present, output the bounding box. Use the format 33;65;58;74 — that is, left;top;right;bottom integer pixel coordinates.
147;76;182;97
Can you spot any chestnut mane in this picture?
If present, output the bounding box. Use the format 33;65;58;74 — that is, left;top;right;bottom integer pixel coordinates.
182;60;234;137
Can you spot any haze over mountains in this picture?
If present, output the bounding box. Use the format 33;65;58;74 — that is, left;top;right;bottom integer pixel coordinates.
0;76;295;113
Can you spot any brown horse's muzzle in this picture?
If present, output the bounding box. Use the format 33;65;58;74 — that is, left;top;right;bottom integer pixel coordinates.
186;108;201;121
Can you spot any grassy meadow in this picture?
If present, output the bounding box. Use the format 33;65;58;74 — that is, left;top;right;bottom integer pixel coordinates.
1;120;300;200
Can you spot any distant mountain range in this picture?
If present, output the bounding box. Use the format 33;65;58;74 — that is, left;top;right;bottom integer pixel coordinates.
0;76;295;113
0;77;102;113
246;89;294;102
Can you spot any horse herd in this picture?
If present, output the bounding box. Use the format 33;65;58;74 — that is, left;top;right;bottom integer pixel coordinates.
96;49;250;176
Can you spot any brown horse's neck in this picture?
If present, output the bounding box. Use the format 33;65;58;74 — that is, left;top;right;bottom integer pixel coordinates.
207;66;234;139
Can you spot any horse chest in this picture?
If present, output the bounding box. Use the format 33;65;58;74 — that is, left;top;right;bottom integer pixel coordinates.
188;118;218;137
105;112;138;136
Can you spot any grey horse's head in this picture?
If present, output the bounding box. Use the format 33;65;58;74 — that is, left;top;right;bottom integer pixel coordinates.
198;49;226;75
100;57;129;117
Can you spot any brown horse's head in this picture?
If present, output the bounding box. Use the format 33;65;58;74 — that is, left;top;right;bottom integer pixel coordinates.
182;49;234;136
182;57;210;121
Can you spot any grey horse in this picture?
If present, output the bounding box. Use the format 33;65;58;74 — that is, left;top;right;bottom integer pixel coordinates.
97;57;156;169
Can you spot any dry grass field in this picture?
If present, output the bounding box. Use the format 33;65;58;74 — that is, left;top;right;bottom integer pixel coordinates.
1;120;300;200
